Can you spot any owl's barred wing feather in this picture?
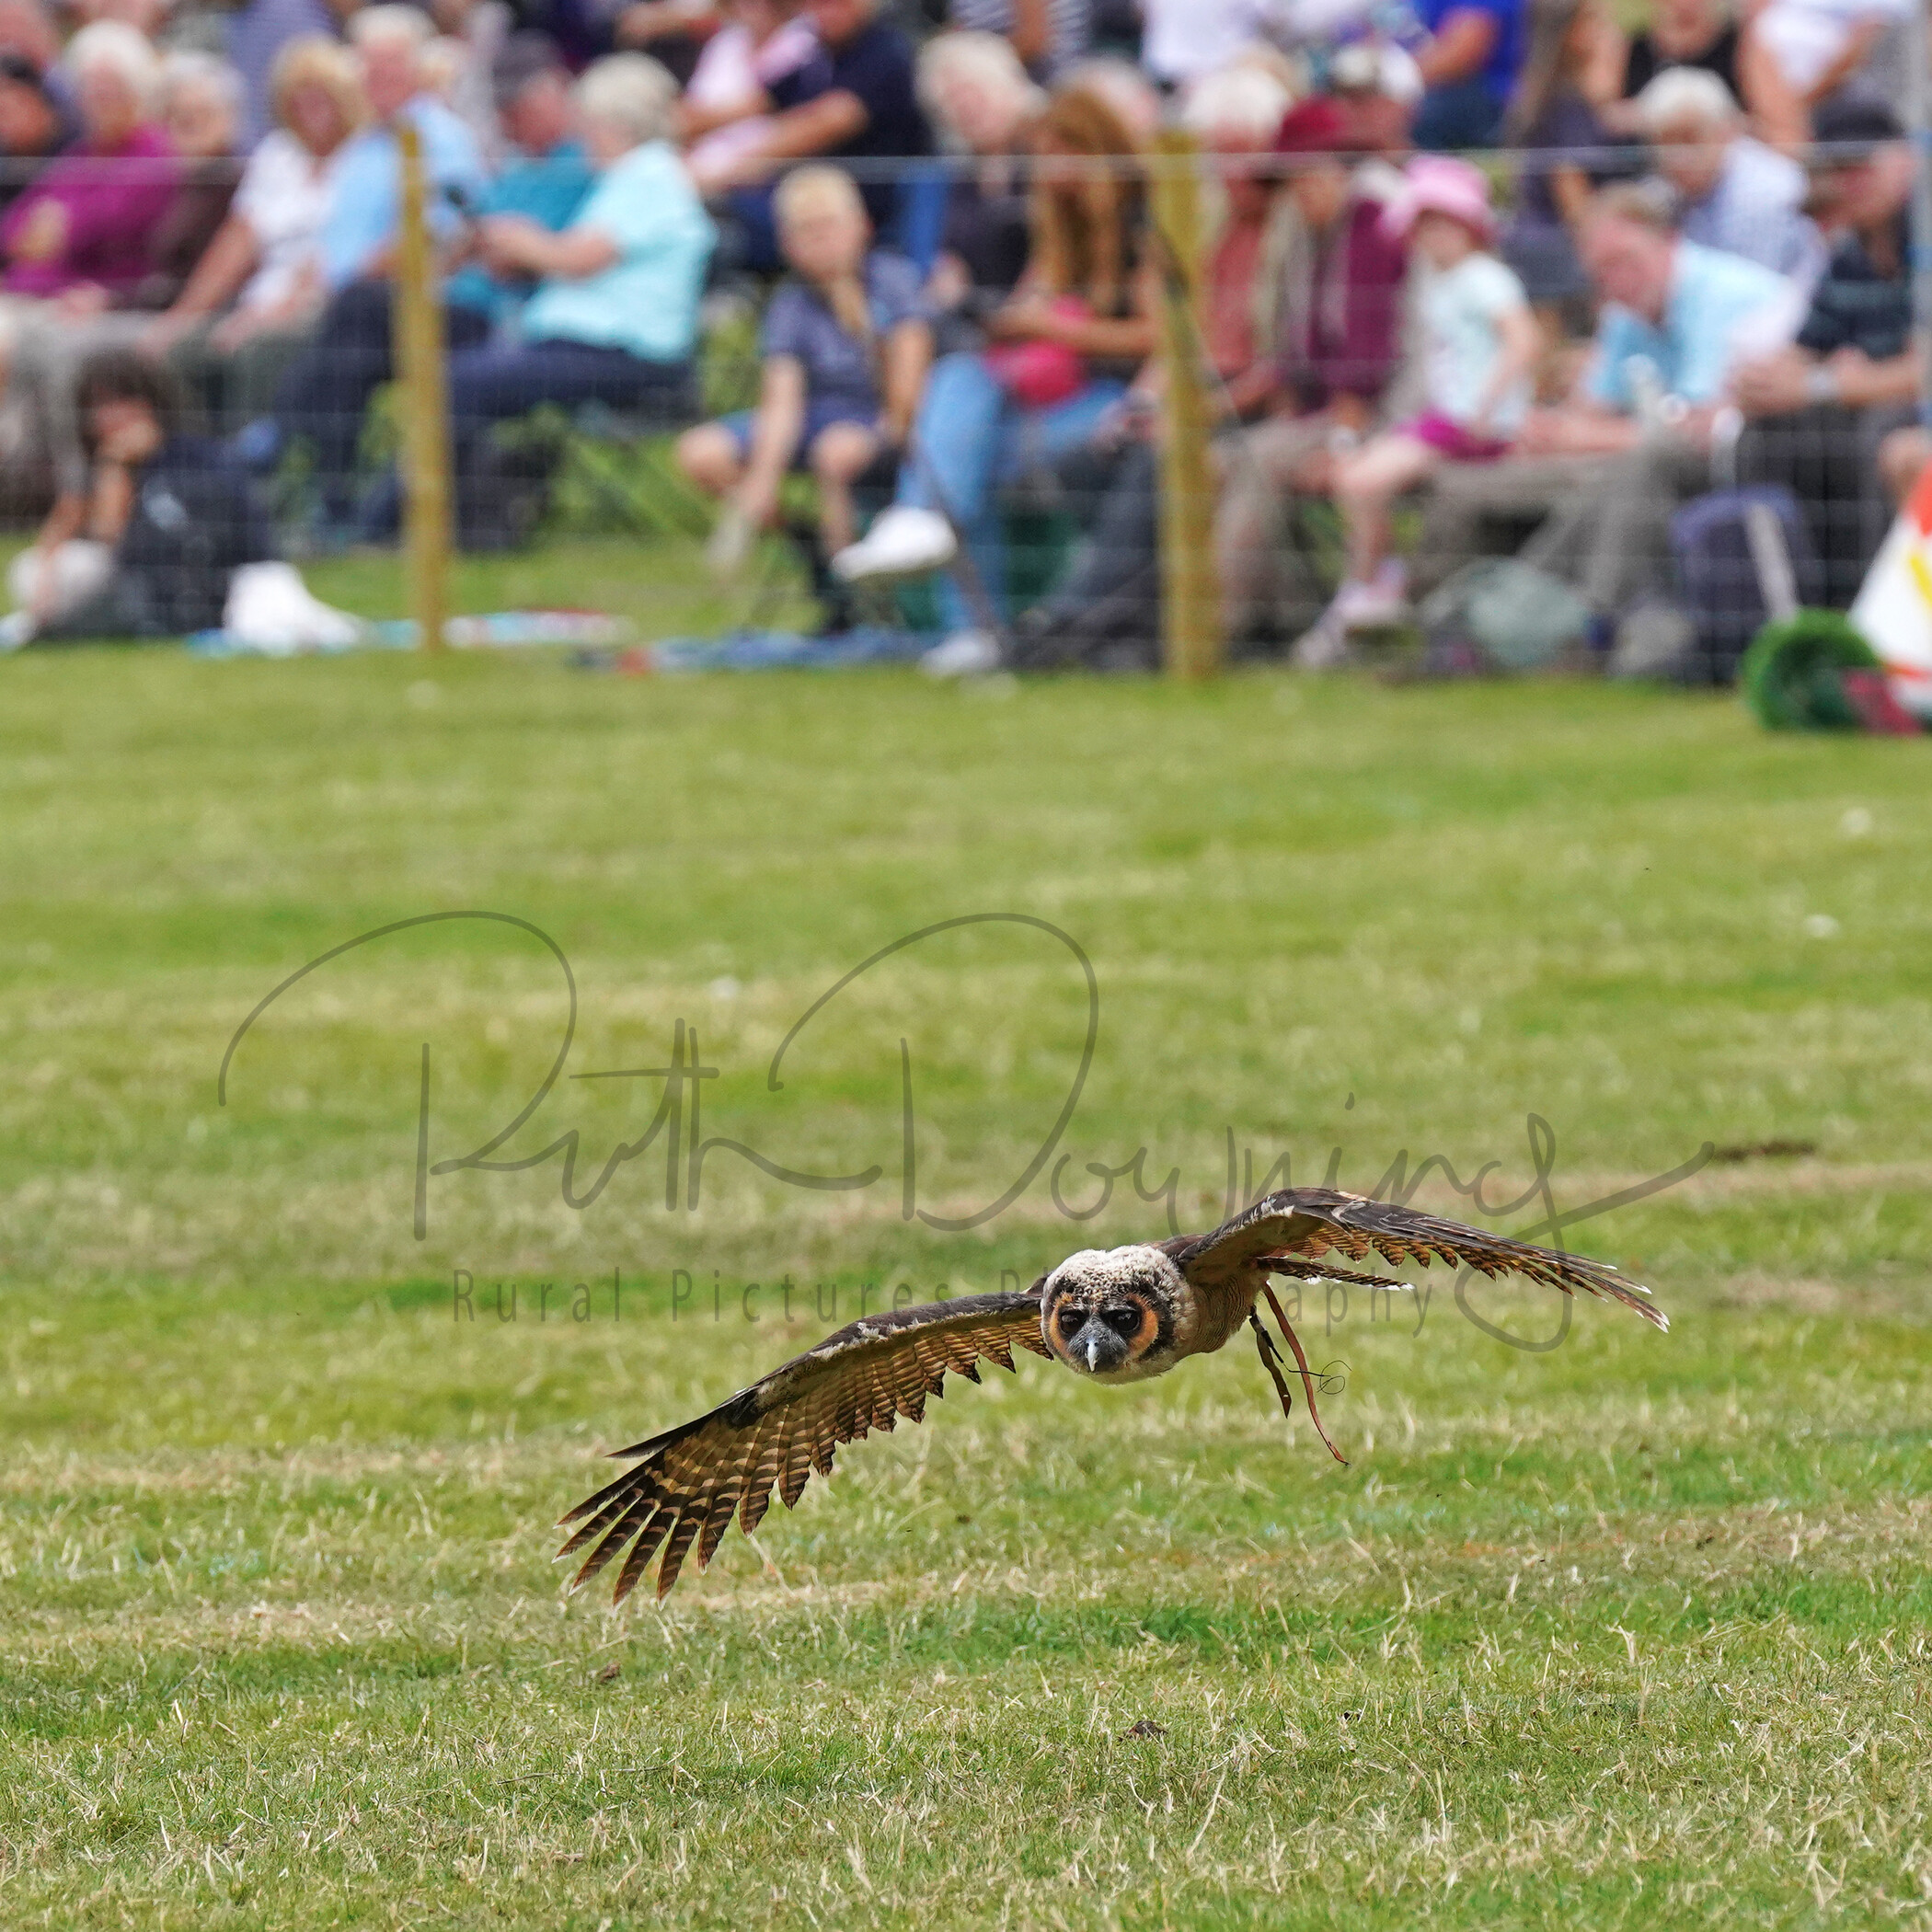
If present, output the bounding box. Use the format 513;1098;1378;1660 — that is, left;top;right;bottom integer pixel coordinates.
1179;1189;1667;1330
558;1289;1050;1604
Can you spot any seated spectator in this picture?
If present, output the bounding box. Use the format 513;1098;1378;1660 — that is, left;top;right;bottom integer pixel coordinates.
442;34;595;328
682;0;821;194
739;0;931;242
0;23;178;301
1184;63;1298;412
917;29;1040;347
130;53;244;316
0;0;63;85
6;349;273;643
1635;68;1821;282
611;0;719;79
1593;0;1804;150
1303;156;1536;660
988;57;1296;673
1139;0;1269;90
447;52;715;544
831;79;1155;668
142;36;363;431
1437;181;1798;619
1751;0;1907;113
227;0;337;151
947;0;1090;81
1731;91;1917;604
0;47;241;518
267;4;488;530
418;0;517;156
0;53;67;213
1326;40;1422;156
1057;53;1161;145
1411;0;1525;149
1501;0;1627;311
1215;97;1409;649
315;6;488;295
677;163;929;586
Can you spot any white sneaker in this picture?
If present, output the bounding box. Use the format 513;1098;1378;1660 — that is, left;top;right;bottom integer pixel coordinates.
920;629;1003;678
833;505;959;582
1289;608;1351;669
1332;577;1410;629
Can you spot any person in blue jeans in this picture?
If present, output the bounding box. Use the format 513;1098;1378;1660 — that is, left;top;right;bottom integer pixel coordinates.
447;52;715;544
832;80;1155;672
677;164;933;592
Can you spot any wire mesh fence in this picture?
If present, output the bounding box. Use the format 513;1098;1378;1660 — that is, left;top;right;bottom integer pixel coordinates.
0;132;1922;681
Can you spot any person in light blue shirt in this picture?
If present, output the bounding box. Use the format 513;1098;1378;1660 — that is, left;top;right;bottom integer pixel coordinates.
268;7;492;526
316;13;487;293
500;89;714;362
1509;184;1805;621
1582;220;1797;414
445;52;715;544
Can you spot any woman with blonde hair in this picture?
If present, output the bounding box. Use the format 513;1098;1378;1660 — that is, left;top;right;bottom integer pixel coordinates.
677;163;933;576
142;38;366;428
833;78;1155;661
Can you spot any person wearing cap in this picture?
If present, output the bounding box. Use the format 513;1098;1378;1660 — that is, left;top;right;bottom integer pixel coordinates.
1215;95;1412;650
1296;155;1537;660
1727;88;1918;605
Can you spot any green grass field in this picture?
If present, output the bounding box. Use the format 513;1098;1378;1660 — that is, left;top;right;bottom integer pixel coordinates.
4;604;1930;1928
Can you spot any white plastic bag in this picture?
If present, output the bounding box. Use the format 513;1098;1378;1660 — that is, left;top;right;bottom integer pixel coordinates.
222;562;361;656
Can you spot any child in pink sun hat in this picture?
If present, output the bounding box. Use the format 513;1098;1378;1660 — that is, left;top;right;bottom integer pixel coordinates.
1294;155;1542;662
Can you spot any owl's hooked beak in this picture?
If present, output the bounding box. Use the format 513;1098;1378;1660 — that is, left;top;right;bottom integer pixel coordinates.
1050;1298;1150;1376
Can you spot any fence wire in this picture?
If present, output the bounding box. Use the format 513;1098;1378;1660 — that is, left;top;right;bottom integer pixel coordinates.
0;134;1921;679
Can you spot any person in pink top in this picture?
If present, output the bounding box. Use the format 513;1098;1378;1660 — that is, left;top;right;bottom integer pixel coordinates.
1;22;178;300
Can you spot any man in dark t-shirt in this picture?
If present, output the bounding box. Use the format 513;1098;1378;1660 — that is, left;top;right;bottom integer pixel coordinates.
756;0;932;234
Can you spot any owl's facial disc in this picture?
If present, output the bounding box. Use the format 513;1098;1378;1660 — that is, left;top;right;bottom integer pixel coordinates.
1052;1296;1154;1374
1041;1246;1179;1378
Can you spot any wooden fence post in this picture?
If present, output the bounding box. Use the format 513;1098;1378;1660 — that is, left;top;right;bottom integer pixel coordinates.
394;120;450;653
1151;130;1222;681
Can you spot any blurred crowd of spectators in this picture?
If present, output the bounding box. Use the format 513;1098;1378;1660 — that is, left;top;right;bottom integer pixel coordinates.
0;0;1923;671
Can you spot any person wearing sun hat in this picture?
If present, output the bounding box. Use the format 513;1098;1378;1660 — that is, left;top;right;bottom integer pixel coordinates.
1215;94;1416;650
1287;153;1538;662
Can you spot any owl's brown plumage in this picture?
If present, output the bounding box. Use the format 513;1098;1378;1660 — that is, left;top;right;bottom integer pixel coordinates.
561;1190;1664;1603
558;1293;1051;1602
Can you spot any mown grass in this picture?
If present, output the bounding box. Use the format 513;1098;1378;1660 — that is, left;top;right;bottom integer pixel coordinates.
2;623;1929;1928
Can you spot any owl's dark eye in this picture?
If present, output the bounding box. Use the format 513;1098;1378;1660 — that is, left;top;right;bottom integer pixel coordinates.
1100;1305;1142;1336
1057;1304;1087;1337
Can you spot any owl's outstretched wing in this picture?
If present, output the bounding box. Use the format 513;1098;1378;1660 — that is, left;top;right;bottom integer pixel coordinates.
558;1288;1050;1604
1176;1188;1666;1329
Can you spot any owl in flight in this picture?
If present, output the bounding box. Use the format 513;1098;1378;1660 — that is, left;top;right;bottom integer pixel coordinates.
558;1189;1666;1603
